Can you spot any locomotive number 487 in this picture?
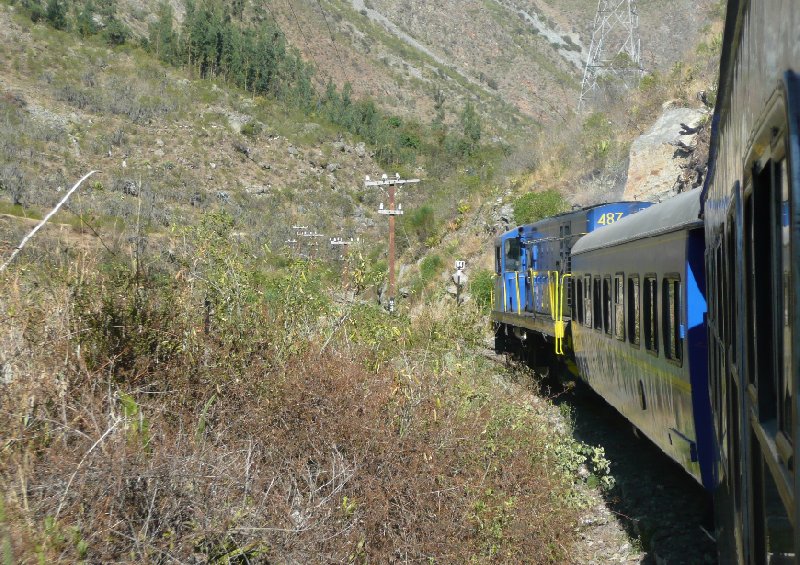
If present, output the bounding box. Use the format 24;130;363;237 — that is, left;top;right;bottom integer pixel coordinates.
595;212;624;225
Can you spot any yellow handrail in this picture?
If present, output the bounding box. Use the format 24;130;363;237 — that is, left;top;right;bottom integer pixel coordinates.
555;274;573;355
548;271;559;321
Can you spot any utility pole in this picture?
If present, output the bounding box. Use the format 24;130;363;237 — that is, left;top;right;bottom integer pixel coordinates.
297;228;324;260
330;236;358;287
365;173;420;313
578;0;643;112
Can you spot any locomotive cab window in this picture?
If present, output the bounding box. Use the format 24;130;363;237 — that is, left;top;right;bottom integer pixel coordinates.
614;274;625;341
662;276;682;364
504;238;521;272
627;275;640;347
495;245;501;273
643;275;658;354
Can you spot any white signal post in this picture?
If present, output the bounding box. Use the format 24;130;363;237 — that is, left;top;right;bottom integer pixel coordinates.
365;173;420;313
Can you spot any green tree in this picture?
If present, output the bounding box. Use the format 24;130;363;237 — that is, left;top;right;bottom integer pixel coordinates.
460;100;481;156
95;0;116;17
76;0;97;37
149;2;177;63
103;17;130;45
45;0;68;30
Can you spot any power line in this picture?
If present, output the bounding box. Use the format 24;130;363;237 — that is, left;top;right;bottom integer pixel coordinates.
280;0;333;85
314;0;354;87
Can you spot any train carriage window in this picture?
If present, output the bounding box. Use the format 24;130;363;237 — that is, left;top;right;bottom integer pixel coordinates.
627;275;640;346
643;275;658;354
583;274;592;328
778;158;792;441
614;274;625;341
602;276;612;335
504;238;521;272
593;276;602;331
576;277;584;325
662;276;682;364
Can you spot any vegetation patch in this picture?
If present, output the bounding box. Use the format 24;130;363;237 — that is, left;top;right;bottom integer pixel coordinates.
513;189;568;225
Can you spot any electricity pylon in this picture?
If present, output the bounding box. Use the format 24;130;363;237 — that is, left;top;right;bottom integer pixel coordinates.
578;0;644;112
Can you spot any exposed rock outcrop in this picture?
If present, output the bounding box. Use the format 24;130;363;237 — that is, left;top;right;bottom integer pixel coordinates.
623;104;708;202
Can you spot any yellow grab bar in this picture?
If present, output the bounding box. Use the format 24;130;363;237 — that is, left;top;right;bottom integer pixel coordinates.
548;271;560;321
555;274;573;355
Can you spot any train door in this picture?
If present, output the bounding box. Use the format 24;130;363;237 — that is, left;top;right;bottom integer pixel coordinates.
503;236;526;314
740;78;798;563
495;243;503;311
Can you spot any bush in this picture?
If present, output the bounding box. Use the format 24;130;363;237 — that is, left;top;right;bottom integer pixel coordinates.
419;254;442;283
103;18;130;45
240;120;262;137
406;205;436;244
513;190;568;225
469;268;495;312
45;0;68;30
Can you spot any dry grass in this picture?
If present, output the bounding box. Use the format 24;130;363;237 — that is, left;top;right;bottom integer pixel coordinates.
0;235;583;563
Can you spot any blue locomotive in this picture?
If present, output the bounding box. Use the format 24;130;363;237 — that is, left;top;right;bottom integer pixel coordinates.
492;201;651;361
492;0;800;560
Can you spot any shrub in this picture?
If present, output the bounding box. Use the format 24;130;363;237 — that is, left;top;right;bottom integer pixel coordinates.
419;254;442;283
103;18;130;45
406;205;436;244
513;190;567;225
240;120;262;137
45;0;68;30
469;268;495;312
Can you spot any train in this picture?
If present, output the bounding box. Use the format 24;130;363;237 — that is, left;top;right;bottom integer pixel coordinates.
491;0;799;562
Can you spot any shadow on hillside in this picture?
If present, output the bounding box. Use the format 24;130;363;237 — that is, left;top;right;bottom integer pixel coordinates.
546;377;718;565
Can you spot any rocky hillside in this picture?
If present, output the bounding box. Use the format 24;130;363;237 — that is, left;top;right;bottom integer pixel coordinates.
102;0;720;130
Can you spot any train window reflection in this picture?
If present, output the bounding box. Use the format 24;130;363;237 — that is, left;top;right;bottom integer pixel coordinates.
584;274;592;328
614;274;625;341
778;158;792;441
593;276;602;331
603;276;612;335
627;275;640;346
576;277;584;325
662;277;682;364
643;275;658;354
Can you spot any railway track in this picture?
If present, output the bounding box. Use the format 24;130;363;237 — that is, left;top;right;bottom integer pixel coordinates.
486;348;717;563
559;380;717;564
